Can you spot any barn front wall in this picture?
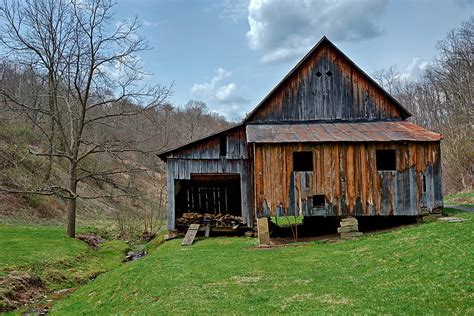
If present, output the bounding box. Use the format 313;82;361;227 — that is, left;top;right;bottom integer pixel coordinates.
253;141;442;218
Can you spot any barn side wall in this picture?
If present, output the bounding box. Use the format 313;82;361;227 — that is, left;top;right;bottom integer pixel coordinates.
247;44;405;123
253;141;442;217
165;126;253;230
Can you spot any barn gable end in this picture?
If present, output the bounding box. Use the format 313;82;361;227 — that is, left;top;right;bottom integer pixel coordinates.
245;37;411;123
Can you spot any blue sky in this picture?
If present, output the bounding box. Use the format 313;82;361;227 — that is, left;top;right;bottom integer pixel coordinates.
114;0;473;121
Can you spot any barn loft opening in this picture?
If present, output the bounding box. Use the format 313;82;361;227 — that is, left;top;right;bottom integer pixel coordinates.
293;151;313;171
219;135;227;157
376;149;396;171
312;195;325;208
174;174;241;222
315;71;322;77
326;70;332;77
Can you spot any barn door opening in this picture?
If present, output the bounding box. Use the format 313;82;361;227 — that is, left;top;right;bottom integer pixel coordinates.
175;174;242;219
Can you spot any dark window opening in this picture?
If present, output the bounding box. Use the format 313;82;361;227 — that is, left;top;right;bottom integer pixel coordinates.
313;195;325;208
326;70;332;77
293;151;313;171
315;71;322;77
422;174;427;192
219;135;227;157
376;149;396;171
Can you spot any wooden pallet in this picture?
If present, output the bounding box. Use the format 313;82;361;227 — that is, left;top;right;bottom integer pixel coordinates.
182;224;200;246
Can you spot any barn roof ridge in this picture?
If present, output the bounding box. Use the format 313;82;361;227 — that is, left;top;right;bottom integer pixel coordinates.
243;36;412;122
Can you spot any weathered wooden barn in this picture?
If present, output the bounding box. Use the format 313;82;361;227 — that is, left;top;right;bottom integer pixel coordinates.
158;37;443;231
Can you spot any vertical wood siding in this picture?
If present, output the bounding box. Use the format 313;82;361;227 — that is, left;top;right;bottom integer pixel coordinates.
247;44;404;123
165;126;253;230
167;159;253;230
254;142;442;217
166;127;250;160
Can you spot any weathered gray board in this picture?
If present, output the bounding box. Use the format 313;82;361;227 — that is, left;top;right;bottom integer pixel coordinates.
182;224;200;246
167;158;253;230
166;127;250;160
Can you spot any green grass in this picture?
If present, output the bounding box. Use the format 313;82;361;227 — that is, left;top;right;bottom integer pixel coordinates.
270;215;304;226
0;224;128;312
0;225;87;272
445;190;474;206
52;210;474;315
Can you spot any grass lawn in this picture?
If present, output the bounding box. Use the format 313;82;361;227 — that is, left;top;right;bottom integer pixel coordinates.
0;224;128;312
444;190;474;206
0;225;87;273
52;210;474;315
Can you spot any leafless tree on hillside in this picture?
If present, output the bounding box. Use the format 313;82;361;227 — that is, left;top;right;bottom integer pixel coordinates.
0;0;171;237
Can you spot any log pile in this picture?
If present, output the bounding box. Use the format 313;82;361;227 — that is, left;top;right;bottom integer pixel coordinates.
337;217;362;238
176;212;243;228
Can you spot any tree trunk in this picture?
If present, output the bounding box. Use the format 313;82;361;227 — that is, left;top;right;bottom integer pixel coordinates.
66;162;77;237
67;196;77;238
44;74;56;182
44;119;55;182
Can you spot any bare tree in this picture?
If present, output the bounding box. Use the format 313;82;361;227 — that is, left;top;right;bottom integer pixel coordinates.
372;17;473;193
0;0;171;237
372;65;401;95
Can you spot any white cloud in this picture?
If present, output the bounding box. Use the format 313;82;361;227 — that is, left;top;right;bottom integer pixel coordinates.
246;0;388;63
142;19;163;27
191;68;249;120
399;57;428;80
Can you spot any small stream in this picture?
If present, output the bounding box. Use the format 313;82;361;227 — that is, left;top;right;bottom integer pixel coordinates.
124;250;148;262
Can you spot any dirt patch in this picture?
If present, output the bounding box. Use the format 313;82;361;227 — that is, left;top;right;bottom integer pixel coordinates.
0;272;47;312
283;293;315;303
318;294;352;305
230;275;262;284
76;234;104;249
270;234;341;246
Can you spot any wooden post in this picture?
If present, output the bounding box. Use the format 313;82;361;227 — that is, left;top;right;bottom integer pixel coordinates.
257;217;270;246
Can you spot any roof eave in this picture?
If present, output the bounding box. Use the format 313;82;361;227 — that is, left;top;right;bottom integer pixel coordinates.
156;123;244;161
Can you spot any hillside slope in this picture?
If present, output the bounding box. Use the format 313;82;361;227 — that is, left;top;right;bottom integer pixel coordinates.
0;123;164;234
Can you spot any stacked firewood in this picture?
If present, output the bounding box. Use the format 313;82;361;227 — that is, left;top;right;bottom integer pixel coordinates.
337;217;363;238
176;212;243;228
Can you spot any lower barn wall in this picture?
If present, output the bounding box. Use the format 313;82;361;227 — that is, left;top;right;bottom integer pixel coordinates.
167;158;253;230
254;142;442;217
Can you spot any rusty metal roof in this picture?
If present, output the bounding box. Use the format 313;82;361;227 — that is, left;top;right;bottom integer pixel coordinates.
246;121;442;143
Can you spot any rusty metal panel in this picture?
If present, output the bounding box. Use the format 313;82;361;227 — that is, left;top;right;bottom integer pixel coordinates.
247;121;442;143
